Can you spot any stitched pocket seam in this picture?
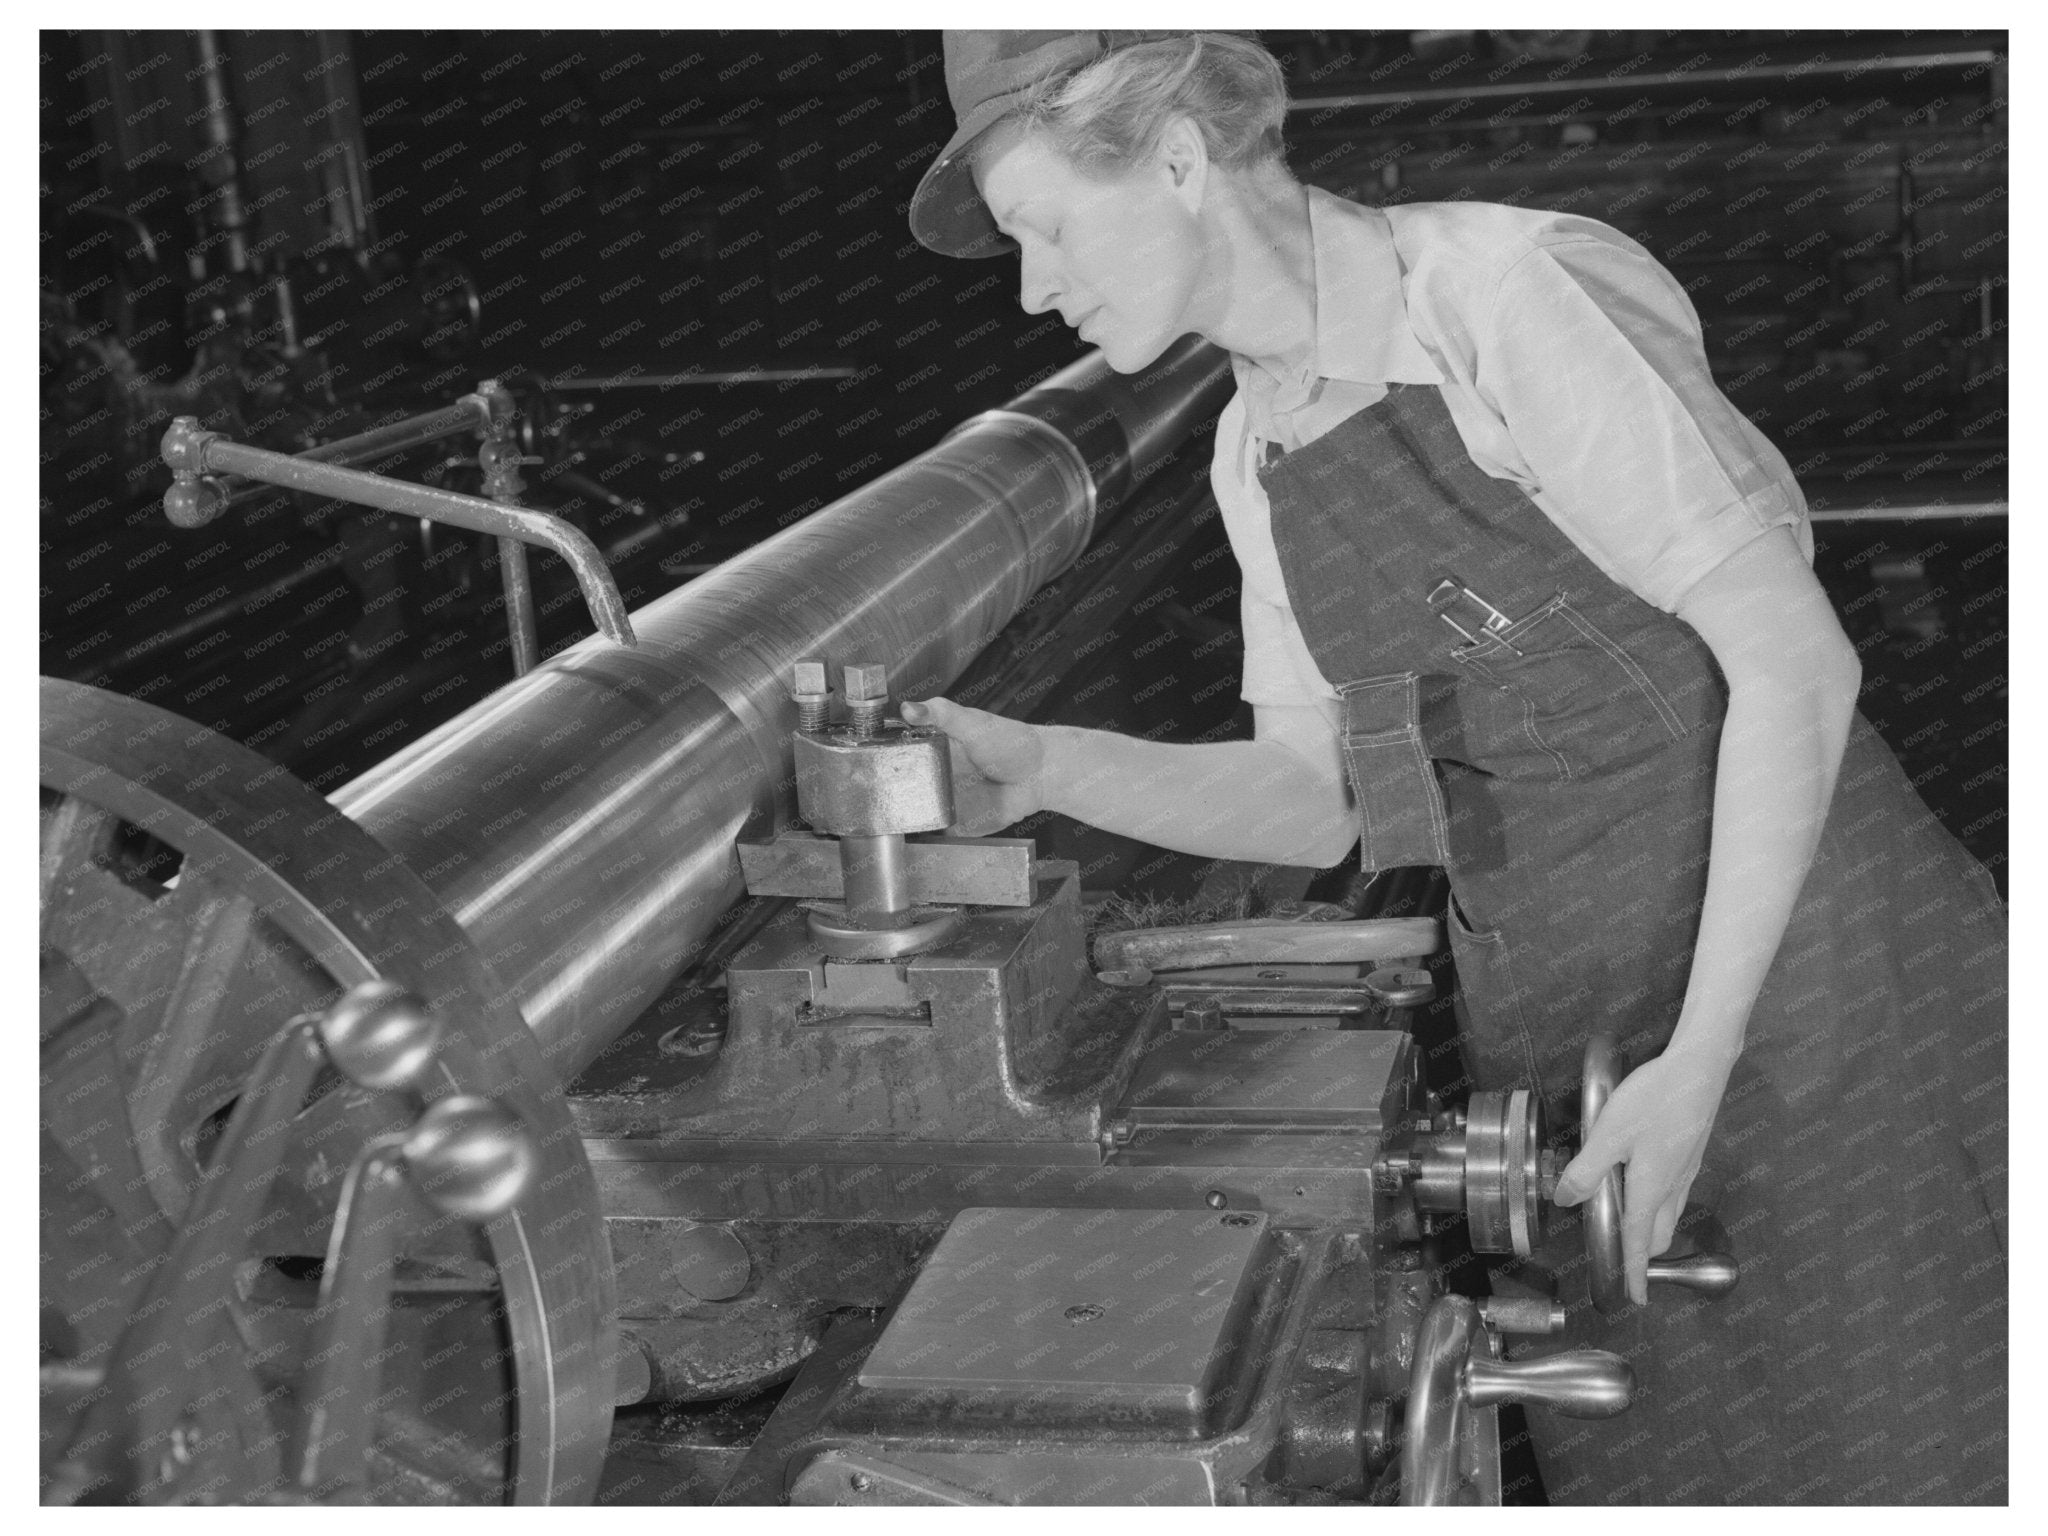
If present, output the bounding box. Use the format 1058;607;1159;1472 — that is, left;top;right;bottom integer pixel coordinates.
1448;895;1544;1089
1520;692;1575;781
1450;591;1569;663
1554;602;1689;741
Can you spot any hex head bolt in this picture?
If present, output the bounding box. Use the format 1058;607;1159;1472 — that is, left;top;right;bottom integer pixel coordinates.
842;660;889;739
837;662;904;922
790;657;831;733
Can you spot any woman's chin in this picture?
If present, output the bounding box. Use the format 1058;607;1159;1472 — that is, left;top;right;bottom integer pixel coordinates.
1092;331;1172;375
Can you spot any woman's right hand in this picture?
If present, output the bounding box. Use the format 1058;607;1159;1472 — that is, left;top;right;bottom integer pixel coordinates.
898;696;1047;834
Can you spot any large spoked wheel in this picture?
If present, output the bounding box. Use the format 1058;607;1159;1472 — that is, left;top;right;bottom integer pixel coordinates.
39;679;615;1504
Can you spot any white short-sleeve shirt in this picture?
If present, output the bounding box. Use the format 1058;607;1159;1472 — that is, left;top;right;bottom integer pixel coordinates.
1212;190;1814;722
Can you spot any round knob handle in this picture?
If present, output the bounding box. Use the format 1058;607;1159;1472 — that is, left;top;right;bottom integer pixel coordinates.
318;979;442;1092
163;474;227;529
400;1095;538;1220
1466;1350;1635;1418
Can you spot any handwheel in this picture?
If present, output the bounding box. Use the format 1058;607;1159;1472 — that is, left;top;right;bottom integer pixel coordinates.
39;679;615;1504
1579;1033;1741;1314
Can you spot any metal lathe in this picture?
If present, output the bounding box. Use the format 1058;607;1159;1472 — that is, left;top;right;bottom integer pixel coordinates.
40;341;1737;1507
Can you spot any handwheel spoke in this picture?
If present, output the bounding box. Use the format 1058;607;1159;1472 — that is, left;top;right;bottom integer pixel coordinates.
39;795;117;945
42;863;163;1015
130;881;260;1215
370;1404;511;1503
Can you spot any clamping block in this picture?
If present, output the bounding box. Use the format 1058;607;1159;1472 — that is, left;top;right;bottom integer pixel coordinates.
738;830;1039;907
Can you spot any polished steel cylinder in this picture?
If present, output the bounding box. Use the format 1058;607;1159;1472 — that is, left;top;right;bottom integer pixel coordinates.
333;340;1233;1082
841;835;912;924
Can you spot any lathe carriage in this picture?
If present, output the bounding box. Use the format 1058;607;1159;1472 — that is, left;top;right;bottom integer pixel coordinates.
39;345;1733;1507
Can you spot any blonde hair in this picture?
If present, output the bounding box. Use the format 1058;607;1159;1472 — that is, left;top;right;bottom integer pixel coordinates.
994;33;1290;179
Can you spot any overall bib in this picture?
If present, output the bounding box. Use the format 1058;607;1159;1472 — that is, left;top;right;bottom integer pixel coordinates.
1257;383;2008;1505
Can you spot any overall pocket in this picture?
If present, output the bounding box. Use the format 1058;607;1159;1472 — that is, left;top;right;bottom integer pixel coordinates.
1449;594;1691;776
1444;888;1544;1095
1336;672;1455;871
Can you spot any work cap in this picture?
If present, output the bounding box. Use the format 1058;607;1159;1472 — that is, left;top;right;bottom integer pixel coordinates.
909;30;1227;259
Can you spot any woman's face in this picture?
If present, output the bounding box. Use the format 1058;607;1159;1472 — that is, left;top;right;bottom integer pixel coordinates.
975;123;1206;373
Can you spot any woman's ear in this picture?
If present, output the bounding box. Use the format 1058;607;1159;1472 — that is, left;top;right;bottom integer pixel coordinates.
1155;114;1210;207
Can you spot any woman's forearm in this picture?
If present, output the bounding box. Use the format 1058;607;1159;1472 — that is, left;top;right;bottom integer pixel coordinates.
1666;667;1859;1070
1038;723;1356;867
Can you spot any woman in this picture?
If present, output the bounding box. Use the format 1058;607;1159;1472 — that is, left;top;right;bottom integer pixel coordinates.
899;31;2006;1505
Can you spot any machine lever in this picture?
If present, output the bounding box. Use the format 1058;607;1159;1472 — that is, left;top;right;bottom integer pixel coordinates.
1400;1295;1636;1506
1646;1250;1741;1297
160;401;638;664
294;1094;538;1499
1093;917;1440;975
1465;1352;1634;1417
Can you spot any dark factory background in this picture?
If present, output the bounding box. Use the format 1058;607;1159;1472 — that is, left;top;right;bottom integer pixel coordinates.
41;27;2008;920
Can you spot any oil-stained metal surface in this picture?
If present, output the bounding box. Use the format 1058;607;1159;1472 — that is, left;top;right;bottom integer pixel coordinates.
856;1207;1268;1431
721;1225;1345;1506
579;864;1126;1146
1119;1029;1412;1132
788;1446;1214;1505
587;1145;1381;1228
609;1218;944;1407
793;726;952;836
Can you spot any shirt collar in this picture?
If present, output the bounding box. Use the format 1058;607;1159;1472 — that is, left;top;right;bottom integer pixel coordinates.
1304;188;1444;387
1233;187;1445;399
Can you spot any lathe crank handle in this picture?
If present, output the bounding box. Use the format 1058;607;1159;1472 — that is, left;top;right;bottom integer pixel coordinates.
1580;1033;1741;1314
1400;1295;1634;1506
1092;916;1441;976
292;1093;539;1500
53;982;537;1505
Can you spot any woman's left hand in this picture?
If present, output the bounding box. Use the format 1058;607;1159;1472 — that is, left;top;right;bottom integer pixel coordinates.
1552;1044;1733;1305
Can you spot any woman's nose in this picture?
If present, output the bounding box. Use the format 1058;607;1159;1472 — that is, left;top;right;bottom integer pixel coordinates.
1018;249;1061;316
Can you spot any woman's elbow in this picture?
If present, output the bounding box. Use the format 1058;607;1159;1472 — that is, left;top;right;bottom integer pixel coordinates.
1309;834;1362;871
1817;632;1863;716
1284;804;1361;869
1725;633;1861;744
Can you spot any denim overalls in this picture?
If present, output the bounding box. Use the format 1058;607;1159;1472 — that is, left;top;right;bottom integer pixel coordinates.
1257;382;2008;1504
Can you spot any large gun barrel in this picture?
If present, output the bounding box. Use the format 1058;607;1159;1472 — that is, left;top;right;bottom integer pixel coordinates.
332;340;1232;1082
